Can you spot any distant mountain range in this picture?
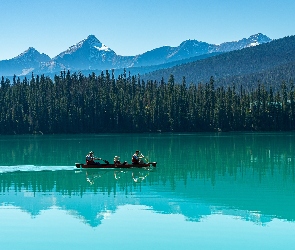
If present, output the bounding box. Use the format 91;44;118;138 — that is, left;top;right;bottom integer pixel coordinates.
142;35;295;88
0;33;272;77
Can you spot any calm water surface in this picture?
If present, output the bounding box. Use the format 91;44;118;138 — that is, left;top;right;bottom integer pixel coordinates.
0;133;295;250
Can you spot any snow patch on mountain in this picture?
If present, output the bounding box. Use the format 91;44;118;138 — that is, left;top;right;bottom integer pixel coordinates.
248;42;259;47
94;44;110;51
20;68;34;76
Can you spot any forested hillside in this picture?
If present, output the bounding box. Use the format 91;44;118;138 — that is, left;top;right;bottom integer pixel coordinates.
142;36;295;88
217;60;295;91
1;70;294;134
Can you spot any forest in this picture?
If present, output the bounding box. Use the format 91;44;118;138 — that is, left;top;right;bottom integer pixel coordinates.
0;69;295;134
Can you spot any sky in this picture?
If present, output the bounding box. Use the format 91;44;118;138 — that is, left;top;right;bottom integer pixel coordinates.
0;0;295;60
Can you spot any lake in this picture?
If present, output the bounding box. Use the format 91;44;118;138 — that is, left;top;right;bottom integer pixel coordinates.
0;132;295;250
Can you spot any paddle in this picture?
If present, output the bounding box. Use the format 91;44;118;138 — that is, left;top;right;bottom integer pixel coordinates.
94;157;109;164
139;153;149;163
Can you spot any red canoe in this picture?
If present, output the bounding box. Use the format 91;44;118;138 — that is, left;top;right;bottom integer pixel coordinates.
75;162;157;169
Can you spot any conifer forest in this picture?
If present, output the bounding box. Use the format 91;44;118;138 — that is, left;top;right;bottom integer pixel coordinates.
1;70;295;135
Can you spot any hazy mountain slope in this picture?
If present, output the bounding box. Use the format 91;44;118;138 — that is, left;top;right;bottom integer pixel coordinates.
112;52;223;76
141;35;295;86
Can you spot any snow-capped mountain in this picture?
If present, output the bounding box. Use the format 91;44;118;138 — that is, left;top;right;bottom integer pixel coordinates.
0;33;272;77
216;33;272;52
52;35;118;70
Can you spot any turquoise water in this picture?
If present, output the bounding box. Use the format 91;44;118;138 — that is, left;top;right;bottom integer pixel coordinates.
0;133;295;249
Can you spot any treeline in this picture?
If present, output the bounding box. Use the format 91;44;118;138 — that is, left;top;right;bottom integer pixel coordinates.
0;70;295;134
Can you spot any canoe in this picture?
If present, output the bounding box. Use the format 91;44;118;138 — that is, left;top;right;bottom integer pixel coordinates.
75;162;157;169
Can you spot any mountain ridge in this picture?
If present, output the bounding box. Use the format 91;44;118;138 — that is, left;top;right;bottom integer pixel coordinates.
141;35;295;88
0;33;272;77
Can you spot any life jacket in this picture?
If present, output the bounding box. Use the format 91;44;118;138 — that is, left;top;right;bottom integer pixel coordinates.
132;153;139;164
114;160;121;166
86;154;95;165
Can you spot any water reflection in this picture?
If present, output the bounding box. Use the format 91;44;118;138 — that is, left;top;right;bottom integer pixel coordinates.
85;168;152;185
1;162;295;228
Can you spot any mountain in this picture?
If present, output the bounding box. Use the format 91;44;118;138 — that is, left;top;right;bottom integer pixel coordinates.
141;35;295;88
0;47;51;76
0;33;272;77
129;33;271;67
215;33;271;52
51;35;120;70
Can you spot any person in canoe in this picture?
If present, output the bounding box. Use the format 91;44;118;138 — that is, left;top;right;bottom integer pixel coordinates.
114;155;127;166
132;150;146;164
114;156;121;166
86;151;101;165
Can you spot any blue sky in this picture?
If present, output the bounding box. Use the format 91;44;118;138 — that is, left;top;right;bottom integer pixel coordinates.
0;0;295;60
